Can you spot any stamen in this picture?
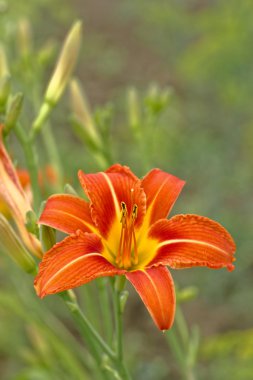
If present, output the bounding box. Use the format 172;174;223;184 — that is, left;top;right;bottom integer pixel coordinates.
116;201;139;269
116;202;127;266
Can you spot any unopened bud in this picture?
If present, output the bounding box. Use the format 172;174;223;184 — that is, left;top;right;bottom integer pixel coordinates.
45;21;82;105
0;75;11;111
145;84;172;115
177;286;199;303
39;224;56;253
5;92;24;133
17;18;33;57
0;45;9;78
119;290;129;313
25;210;39;238
128;87;140;136
64;183;78;196
0;214;37;274
70;79;102;149
37;39;56;66
115;275;126;293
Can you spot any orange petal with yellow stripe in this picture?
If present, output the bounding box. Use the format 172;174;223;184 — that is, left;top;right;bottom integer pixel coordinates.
148;215;236;271
126;266;176;330
141;169;185;226
34;231;125;297
39;194;96;234
78;164;146;238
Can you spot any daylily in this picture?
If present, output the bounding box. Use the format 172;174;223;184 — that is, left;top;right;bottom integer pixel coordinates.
0;125;42;258
0;168;30;218
35;164;235;330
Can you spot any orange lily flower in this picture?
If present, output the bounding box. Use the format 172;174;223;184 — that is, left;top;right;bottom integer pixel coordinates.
35;164;235;330
0;168;30;217
0;125;42;258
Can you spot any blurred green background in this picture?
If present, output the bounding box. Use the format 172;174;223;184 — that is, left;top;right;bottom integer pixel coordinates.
0;0;252;379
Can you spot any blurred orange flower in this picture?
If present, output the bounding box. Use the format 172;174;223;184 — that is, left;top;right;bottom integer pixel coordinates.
0;125;42;258
35;164;235;330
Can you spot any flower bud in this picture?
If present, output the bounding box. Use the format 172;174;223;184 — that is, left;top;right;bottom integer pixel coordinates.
39;224;56;253
0;45;9;78
115;275;126;292
0;214;37;274
64;183;78;196
45;21;82;105
25;210;39;238
177;286;199;303
5;92;24;133
119;290;129;313
128;87;140;137
70;79;102;149
39;201;56;252
17;18;33;57
0;75;11;111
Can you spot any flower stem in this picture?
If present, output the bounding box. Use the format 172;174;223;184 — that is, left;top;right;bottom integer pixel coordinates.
97;278;113;343
61;290;116;361
113;287;132;380
114;289;123;361
41;122;64;189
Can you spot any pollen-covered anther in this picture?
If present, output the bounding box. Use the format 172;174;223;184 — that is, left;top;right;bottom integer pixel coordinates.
116;201;138;269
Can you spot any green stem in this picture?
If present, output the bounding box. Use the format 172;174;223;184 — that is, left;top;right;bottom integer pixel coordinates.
113;288;132;380
14;123;41;212
61;291;116;361
31;101;52;138
175;305;190;350
97;278;113;343
41;122;64;189
114;289;123;361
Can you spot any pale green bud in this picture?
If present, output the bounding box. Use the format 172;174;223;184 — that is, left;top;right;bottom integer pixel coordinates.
39;224;56;253
70;79;102;149
177;286;199;303
17;18;33;57
128;87;140;136
0;45;9;78
0;75;11;111
64;183;78;196
145;84;172;115
115;275;126;292
0;214;37;274
119;290;129;313
45;21;82;105
25;210;39;238
4;92;24;133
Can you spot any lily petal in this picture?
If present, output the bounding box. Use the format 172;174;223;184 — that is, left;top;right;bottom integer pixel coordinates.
39;194;96;234
0;125;42;257
148;215;236;271
141;169;185;226
78;164;146;237
126;266;175;330
34;230;125;297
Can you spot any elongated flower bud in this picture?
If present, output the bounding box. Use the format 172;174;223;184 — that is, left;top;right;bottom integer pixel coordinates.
45;21;82;105
0;45;9;78
40;224;56;253
64;183;78;196
70;79;102;149
5;92;24;133
128;87;140;136
0;214;37;274
17;18;33;57
0;75;11;111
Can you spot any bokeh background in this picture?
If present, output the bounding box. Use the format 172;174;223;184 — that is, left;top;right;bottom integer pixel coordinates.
0;0;252;379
